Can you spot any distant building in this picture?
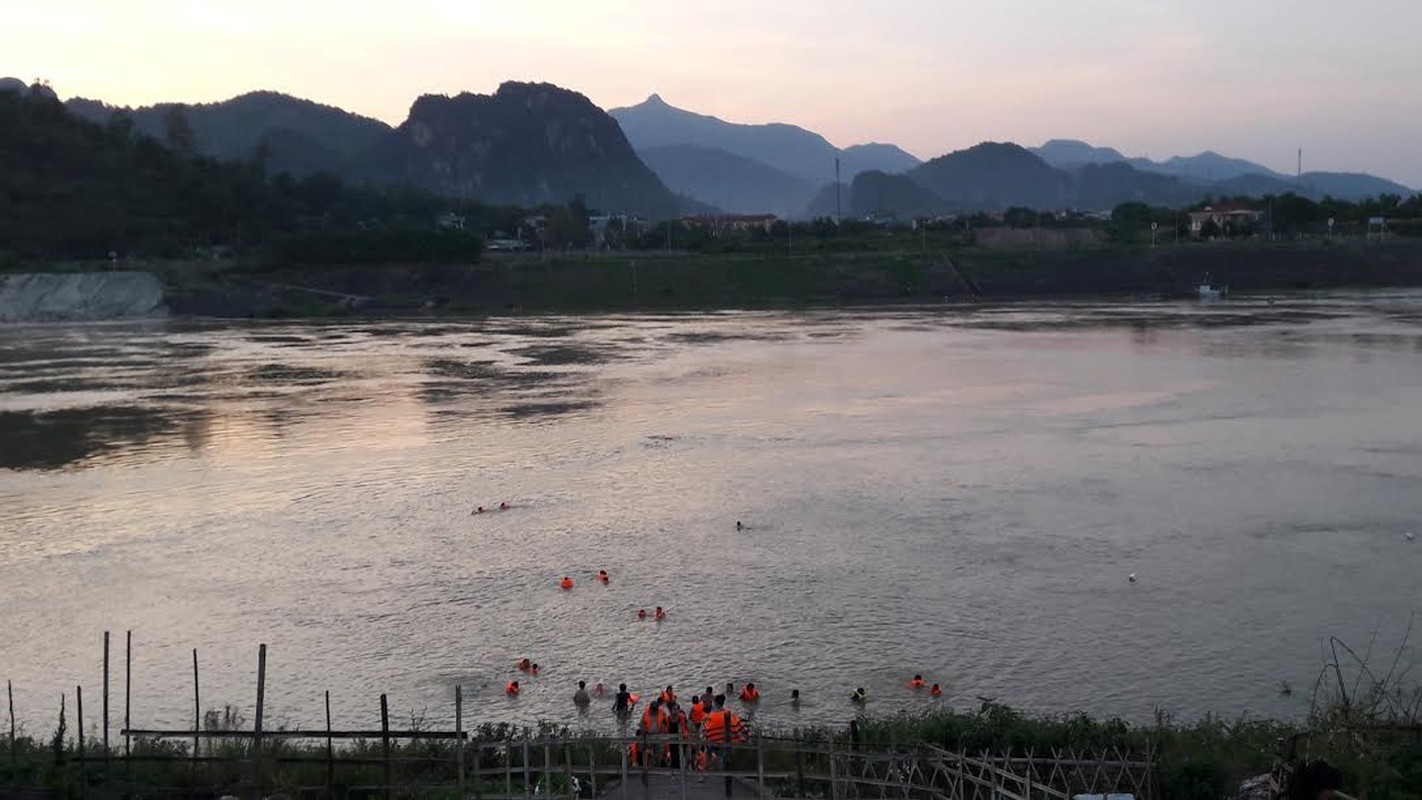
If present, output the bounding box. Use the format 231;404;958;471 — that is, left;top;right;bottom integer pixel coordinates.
1188;205;1261;236
436;212;466;230
679;214;777;234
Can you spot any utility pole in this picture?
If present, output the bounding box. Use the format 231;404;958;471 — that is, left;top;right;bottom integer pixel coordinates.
835;158;842;224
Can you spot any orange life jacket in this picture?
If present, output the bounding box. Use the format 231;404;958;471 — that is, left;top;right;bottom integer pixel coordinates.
704;709;747;743
909;678;925;688
654;609;666;620
629;741;643;766
661;689;676;704
505;682;520;696
690;701;708;727
930;685;943;697
560;578;574;589
640;706;668;734
739;688;760;703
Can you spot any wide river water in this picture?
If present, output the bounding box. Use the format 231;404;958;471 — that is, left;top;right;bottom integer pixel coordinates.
2;293;1421;736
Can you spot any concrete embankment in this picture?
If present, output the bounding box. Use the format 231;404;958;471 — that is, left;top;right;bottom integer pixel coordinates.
0;271;167;322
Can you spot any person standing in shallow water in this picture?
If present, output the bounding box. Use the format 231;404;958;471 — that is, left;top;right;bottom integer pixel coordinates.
573;680;590;708
614;683;633;719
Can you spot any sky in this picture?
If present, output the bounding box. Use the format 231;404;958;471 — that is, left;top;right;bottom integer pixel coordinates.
7;0;1422;187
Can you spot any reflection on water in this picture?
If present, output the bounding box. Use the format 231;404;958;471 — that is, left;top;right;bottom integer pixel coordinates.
1;291;1420;735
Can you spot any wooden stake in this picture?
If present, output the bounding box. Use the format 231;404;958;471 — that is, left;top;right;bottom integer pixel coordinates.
380;693;392;800
191;649;200;760
325;691;334;794
76;685;86;791
8;679;16;771
102;631;110;764
124;630;132;791
253;643;266;797
124;631;131;756
455;685;466;800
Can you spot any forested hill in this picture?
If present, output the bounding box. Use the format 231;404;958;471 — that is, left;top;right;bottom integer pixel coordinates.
0;86;496;262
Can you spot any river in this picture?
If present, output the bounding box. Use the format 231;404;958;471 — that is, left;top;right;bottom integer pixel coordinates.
2;292;1420;735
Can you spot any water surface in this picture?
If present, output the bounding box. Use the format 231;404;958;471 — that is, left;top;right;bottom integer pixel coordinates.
2;293;1420;734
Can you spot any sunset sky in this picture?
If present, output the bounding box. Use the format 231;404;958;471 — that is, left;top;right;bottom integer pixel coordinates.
8;0;1421;187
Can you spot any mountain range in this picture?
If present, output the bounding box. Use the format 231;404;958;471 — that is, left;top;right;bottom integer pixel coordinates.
15;77;1417;220
61;82;682;216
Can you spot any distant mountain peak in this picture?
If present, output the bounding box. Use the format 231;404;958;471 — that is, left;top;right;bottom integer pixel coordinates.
645;93;667;106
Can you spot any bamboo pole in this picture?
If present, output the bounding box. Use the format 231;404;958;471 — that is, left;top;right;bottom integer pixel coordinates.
124;630;132;792
7;680;14;772
380;693;391;800
455;686;465;800
191;649;200;760
542;737;552;800
756;734;766;800
522;740;531;799
325;691;333;795
124;630;132;758
76;685;86;792
253;643;266;800
102;631;110;768
586;743;596;800
563;740;574;800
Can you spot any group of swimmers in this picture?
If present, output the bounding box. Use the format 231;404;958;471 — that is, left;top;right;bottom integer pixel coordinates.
472;501;512;514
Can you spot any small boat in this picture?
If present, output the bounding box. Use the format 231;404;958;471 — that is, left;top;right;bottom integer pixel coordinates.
1197;278;1228;300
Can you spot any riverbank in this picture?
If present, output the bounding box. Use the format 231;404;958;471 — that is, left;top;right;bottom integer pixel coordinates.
2;698;1416;799
9;240;1422;320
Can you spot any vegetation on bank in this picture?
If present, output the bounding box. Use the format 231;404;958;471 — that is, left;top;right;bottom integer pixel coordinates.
4;650;1419;799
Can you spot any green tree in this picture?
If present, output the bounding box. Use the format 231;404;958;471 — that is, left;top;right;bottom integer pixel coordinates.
162;104;196;156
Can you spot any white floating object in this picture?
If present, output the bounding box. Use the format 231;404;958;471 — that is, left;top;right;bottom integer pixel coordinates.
1128;573;1137;583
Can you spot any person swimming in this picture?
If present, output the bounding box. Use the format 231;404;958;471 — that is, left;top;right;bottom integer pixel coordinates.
560;576;574;590
531;663;540;676
736;521;743;531
791;688;801;708
851;687;867;704
499;501;510;510
593;682;606;696
637;609;648;620
909;674;926;689
517;658;532;672
473;506;487;515
654;606;666;621
598;570;610;584
930;683;943;698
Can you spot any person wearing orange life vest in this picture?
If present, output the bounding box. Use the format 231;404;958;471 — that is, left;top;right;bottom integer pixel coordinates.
560;576;574;590
689;695;709;728
664;699;689;768
654;606;667;621
739;682;760;703
640;698;669;737
506;680;520;696
702;695;748;789
660;685;676;705
628;725;648;768
908;674;926;689
930;683;943;698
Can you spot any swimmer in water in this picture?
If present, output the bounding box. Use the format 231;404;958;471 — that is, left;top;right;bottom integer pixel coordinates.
736;521;744;531
637;609;648;620
499;501;510;510
473;506;487;515
593;682;606;696
654;606;666;621
791;689;801;708
598;570;610;584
